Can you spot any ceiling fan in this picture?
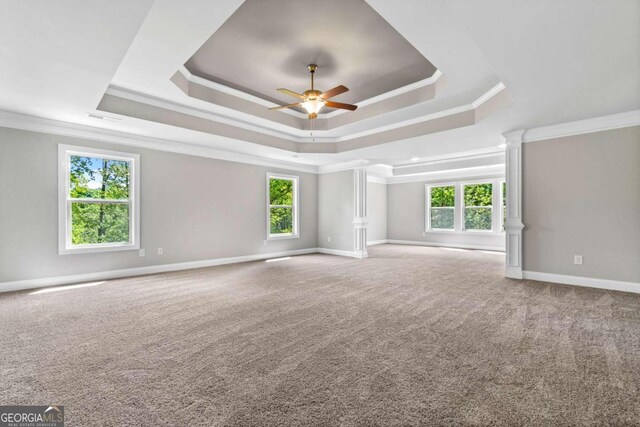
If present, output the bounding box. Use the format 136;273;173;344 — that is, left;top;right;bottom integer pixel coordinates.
269;64;358;119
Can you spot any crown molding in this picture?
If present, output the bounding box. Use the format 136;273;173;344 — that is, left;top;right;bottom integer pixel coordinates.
105;85;317;142
393;150;504;170
322;69;443;118
504;110;640;144
338;83;506;142
317;159;370;174
180;66;443;121
367;175;388;184
386;164;505;184
181;66;309;120
0;110;319;174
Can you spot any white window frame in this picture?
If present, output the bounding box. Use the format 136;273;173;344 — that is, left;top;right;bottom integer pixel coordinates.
58;144;140;254
462;181;494;233
499;180;506;232
425;183;456;232
424;178;505;236
266;172;299;240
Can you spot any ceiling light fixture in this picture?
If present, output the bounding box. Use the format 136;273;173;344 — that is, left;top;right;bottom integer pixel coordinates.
411;157;420;161
269;64;358;120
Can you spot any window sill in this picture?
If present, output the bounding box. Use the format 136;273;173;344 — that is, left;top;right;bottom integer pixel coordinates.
59;242;139;255
267;234;300;241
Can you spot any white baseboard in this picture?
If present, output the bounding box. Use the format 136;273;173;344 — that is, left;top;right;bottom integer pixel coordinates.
317;248;365;258
386;239;505;252
367;240;388;246
523;271;640;294
0;248;319;293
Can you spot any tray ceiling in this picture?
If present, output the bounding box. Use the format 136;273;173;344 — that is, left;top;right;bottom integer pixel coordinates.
184;0;437;107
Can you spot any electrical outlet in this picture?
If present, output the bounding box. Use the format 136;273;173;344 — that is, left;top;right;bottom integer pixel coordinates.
157;248;163;256
139;249;145;257
574;255;583;265
327;236;331;243
422;232;426;237
263;240;268;246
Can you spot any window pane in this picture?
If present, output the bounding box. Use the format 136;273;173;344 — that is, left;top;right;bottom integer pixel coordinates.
71;203;130;244
464;207;492;230
431;207;454;229
270;207;293;234
269;178;293;205
70;156;130;200
464;183;492;207
430;186;455;207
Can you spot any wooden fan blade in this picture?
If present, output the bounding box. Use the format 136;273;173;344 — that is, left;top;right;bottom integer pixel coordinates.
269;102;301;110
320;85;348;99
277;88;305;99
325;101;358;111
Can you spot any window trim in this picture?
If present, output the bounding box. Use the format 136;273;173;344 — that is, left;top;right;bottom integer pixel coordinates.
266;172;299;240
461;181;494;233
58;144;140;255
425;183;456;232
424;178;505;236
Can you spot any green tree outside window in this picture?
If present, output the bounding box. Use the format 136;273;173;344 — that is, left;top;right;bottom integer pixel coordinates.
464;183;493;231
70;156;131;245
269;177;295;235
429;186;455;229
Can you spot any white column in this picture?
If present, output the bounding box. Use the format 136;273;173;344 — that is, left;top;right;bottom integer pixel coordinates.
503;130;525;278
353;167;368;259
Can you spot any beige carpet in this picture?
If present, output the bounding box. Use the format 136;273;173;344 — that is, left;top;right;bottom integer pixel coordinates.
1;244;639;426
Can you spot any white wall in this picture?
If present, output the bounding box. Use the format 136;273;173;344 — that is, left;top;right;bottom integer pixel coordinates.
367;181;387;243
0;127;318;283
317;170;354;252
387;178;505;251
523;126;640;283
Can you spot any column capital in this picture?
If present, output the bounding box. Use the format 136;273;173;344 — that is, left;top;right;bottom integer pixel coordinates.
502;129;525;146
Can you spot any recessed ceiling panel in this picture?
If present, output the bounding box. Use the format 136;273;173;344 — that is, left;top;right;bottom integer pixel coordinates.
184;0;437;107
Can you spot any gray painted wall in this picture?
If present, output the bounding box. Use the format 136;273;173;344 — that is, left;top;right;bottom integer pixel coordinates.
0;127;318;283
317;170;354;252
367;181;387;243
387;180;505;250
523;126;640;283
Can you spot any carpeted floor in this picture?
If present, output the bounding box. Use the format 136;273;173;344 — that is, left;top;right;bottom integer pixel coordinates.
1;244;639;426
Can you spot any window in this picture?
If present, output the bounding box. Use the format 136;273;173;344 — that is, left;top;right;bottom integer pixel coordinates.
267;173;299;239
427;185;455;230
58;145;139;254
501;181;506;230
463;183;493;231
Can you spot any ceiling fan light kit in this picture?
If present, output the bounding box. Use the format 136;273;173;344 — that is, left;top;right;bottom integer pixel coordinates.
269;64;358;119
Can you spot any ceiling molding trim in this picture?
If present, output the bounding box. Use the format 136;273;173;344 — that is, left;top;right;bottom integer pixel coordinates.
105;86;311;142
338;83;506;142
322;70;443;118
509;110;640;143
388;146;507;167
0;110;318;174
393;150;504;169
181;66;443;120
471;82;506;108
317;159;370;174
386;165;505;184
180;67;308;120
367;175;388;184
